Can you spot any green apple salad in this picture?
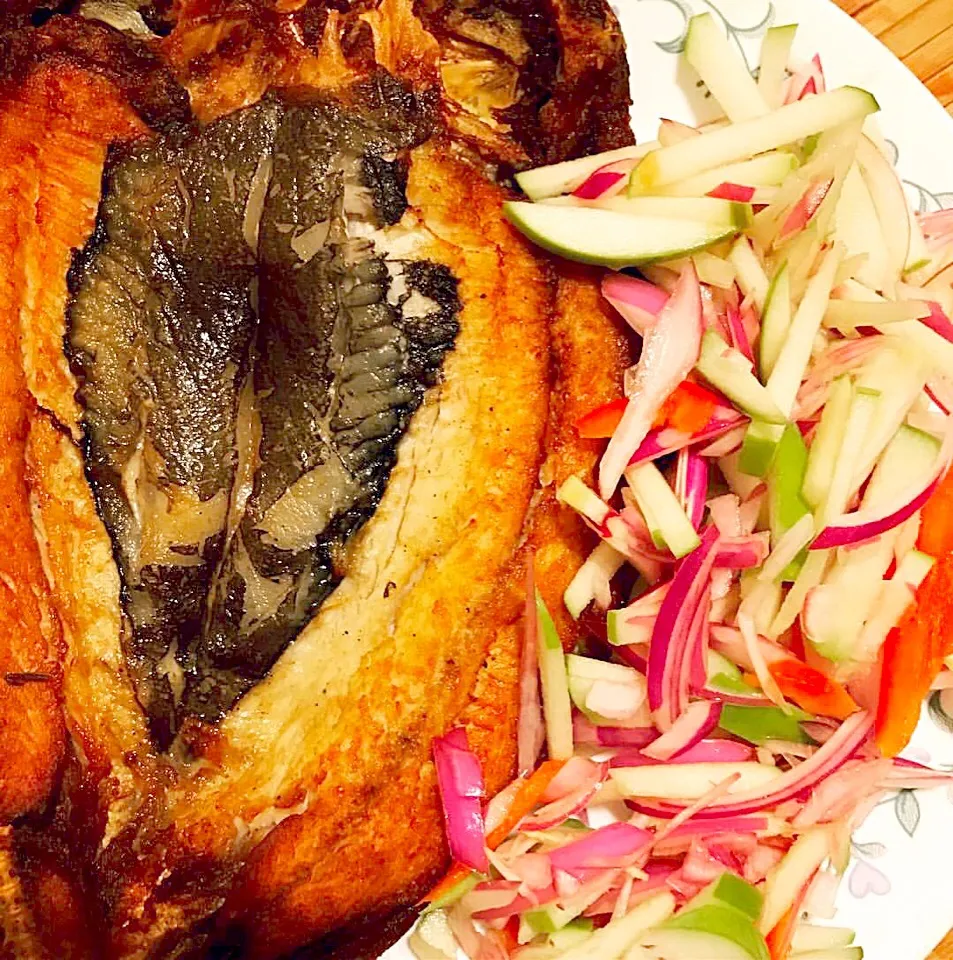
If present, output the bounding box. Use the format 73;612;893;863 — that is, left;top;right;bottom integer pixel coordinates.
409;15;953;960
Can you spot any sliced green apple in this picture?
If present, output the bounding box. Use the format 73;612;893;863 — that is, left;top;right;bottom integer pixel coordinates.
758;24;798;109
515;143;657;201
610;762;782;801
625;462;701;559
556;892;676;960
759;828;831;934
651;153;799;199
537;590;574;761
597;195;753;228
739;420;785;478
502;202;742;267
791;949;863;960
649;904;770;960
791;924;856;953
685;13;769;122
766;424;811;580
802;376;854;509
685;873;764;923
695;331;786;424
759;262;791;380
629;87;879;192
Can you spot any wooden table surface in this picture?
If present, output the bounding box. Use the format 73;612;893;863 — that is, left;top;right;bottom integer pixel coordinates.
832;4;953;953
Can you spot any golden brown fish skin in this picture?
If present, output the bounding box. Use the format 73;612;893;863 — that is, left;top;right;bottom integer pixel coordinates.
0;3;634;956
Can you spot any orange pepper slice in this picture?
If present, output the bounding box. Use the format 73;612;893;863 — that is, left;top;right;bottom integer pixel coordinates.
767;659;859;721
876;466;953;756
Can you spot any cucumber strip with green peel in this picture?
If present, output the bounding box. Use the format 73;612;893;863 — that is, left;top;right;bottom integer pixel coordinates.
696;331;786;424
629;87;879;192
758;24;798;109
624;462;701;559
502;202;742;268
766;244;842;417
685;13;770;122
802;376;853;509
759;263;791;380
516;142;658;201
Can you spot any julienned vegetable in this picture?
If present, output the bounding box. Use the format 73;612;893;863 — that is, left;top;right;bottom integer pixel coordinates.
413;15;953;960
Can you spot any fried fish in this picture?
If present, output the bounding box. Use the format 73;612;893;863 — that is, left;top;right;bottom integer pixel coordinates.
0;2;633;956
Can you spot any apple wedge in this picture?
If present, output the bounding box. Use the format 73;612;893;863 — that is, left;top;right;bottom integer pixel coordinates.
503;202;743;267
629;87;879;192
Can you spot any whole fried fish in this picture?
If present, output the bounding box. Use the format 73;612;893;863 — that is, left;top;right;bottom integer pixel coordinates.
0;2;633;956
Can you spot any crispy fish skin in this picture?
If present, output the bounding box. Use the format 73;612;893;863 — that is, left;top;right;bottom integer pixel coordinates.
0;2;633;956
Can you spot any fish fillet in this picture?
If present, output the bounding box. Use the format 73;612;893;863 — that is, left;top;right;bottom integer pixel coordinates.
0;2;633;956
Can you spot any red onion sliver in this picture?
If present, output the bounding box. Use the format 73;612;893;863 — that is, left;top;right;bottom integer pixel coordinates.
624;711;874;819
629;411;747;466
676;449;708;531
549;822;653;877
648;527;720;727
433;728;489;872
599;264;703;499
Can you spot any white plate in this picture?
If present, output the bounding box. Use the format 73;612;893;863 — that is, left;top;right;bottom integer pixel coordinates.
387;3;953;958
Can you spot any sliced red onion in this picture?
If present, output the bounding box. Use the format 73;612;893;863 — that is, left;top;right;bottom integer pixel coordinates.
541;756;606;803
714;533;770;569
629;410;746;466
919;300;953;345
640;702;728;760
709;622;791;670
520;776;606;831
665;815;768;840
676;449;709;531
600;264;704;499
648;527;720;728
679;586;712;718
708;182;756;203
625;711;874;819
886;757;953;789
549;822;653;877
433;728;489;872
699;424;748;458
615;642;649;674
812;444;951;549
602;274;669;336
518;563;545;776
593;724;658;748
726;303;754;364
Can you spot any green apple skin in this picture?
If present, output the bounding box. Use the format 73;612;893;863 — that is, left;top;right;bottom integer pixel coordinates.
686;873;764;922
739;421;785;477
659;903;770;960
767;423;812;579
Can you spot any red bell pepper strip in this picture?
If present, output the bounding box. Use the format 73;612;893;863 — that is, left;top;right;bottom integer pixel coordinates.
575;381;719;440
876;465;953;756
767;659;859;721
